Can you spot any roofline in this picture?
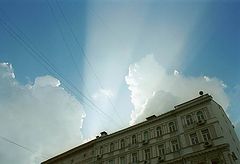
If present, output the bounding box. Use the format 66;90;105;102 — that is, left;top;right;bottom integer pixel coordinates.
42;94;214;163
96;94;213;141
174;94;212;109
41;139;96;163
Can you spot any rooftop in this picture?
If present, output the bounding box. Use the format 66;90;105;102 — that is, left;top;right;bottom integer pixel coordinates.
42;93;214;163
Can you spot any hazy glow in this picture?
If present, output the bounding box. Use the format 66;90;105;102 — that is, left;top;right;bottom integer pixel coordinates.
82;1;209;132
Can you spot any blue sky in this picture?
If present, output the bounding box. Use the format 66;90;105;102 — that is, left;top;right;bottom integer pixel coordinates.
0;0;240;163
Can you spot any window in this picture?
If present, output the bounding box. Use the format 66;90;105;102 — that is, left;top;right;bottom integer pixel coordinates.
171;139;179;152
120;139;125;149
158;144;165;155
197;111;204;121
201;129;211;141
144;131;149;140
100;146;103;154
120;156;125;164
110;142;114;152
109;159;114;164
132;152;137;162
144;148;151;160
169;122;176;132
156;126;162;137
190;133;199;145
132;135;137;144
186;115;194;125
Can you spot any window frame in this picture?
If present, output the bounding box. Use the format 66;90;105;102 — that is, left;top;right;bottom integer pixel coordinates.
201;129;211;142
110;142;114;152
190;132;199;145
120;139;125;149
171;139;179;152
100;146;103;154
143;131;149;141
132;134;137;144
132;152;138;162
197;111;205;121
120;156;126;164
156;126;162;137
109;159;115;164
158;144;165;156
144;148;151;160
169;122;176;132
186;114;194;125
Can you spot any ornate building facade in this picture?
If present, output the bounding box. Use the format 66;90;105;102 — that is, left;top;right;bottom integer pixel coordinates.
42;94;240;164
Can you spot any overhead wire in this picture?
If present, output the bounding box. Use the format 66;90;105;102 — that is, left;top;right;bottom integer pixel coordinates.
55;0;124;125
46;0;111;131
46;0;91;97
0;135;48;160
0;6;123;162
0;11;121;127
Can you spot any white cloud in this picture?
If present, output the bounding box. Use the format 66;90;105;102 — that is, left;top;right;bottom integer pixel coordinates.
125;55;229;125
92;89;114;101
34;75;60;87
0;63;86;163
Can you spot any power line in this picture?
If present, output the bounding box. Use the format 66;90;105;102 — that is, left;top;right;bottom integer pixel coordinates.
0;135;48;160
55;0;124;125
46;0;91;97
0;13;121;127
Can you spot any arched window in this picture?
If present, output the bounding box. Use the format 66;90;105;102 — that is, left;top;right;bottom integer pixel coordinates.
110;142;114;152
132;135;137;144
197;111;204;121
186;115;193;125
156;126;162;137
144;131;149;141
169;122;176;132
120;139;125;149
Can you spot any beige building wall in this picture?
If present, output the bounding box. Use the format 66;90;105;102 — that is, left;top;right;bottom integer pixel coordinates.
42;94;240;164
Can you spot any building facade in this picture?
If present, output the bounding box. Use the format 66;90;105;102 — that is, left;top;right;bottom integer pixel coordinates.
42;94;240;164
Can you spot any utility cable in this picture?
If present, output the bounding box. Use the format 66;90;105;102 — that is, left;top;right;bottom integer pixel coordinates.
0;15;121;127
55;0;124;125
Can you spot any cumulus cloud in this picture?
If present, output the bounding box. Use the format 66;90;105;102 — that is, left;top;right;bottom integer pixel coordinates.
0;63;85;163
125;55;229;125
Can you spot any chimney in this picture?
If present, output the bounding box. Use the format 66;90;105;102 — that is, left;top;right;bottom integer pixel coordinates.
100;131;108;137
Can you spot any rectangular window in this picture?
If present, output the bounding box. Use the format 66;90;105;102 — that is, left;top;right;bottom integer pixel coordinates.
197;111;205;121
186;115;194;125
132;152;137;162
120;139;125;149
109;160;114;164
156;126;162;137
190;133;199;145
100;146;103;154
171;139;179;152
169;122;176;132
144;148;151;160
144;131;149;140
110;143;114;152
132;135;137;144
158;144;165;155
120;156;125;164
201;129;211;141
